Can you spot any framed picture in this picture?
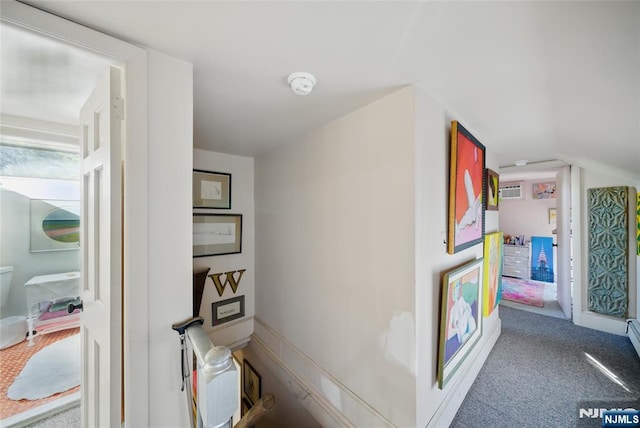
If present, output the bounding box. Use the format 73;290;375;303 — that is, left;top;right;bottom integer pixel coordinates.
30;199;80;252
485;169;499;211
437;258;483;389
548;208;557;226
483;232;503;317
532;182;556;199
243;360;261;405
448;121;486;254
241;397;253;417
212;295;245;326
193;213;242;257
193;169;231;209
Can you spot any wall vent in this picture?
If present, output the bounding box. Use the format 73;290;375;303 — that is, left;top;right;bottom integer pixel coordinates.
499;183;523;200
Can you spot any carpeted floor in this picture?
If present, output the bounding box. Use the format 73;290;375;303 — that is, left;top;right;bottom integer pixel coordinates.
451;306;640;427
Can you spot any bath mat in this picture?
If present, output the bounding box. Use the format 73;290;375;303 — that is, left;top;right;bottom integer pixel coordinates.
501;277;545;307
7;334;79;400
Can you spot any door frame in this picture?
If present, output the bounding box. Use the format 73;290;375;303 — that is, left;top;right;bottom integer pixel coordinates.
1;3;150;426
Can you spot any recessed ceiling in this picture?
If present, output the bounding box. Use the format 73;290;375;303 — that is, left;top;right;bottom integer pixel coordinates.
4;1;639;176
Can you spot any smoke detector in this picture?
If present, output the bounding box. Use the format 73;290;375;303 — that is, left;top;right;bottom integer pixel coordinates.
287;72;316;96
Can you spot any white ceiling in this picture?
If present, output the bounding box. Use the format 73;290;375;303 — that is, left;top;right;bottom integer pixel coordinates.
2;1;639;176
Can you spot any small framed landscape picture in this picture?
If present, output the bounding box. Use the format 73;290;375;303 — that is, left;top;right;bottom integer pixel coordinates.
193;169;231;209
193;213;242;257
243;360;261;405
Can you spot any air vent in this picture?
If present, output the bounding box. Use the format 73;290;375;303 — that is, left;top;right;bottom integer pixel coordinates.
499;183;523;200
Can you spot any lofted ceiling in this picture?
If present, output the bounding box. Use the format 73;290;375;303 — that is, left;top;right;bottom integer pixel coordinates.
2;1;639;176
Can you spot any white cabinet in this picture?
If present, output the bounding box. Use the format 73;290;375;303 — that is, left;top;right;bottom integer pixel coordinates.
503;244;530;279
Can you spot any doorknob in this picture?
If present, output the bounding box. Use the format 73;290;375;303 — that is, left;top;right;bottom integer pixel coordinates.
67;300;83;313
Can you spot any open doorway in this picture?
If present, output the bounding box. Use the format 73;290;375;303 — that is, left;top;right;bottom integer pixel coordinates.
498;162;573;320
0;21;113;426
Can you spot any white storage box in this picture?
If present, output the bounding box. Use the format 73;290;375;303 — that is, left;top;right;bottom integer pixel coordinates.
1;316;27;349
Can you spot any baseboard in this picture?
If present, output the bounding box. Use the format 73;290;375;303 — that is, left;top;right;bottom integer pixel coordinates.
628;319;640;359
252;317;395;428
427;314;502;428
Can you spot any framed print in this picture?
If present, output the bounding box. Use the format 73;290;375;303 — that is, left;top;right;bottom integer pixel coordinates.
548;208;557;226
30;199;80;252
193;213;242;257
437;258;483;389
532;182;556;199
485;169;499;211
212;295;245;326
448;121;486;254
241;397;253;417
193;169;231;209
243;360;261;405
483;232;503;317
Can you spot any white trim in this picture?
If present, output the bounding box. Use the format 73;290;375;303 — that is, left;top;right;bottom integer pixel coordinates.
252;317;395;428
628;320;640;358
426;314;502;428
571;166;584;328
1;3;150;427
0;114;79;150
1;392;80;428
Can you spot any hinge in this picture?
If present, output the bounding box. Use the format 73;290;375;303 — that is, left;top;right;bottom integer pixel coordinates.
114;95;125;121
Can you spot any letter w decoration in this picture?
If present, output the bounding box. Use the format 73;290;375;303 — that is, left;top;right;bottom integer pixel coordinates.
209;269;246;297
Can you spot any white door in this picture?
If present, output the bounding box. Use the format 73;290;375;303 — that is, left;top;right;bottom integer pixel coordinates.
556;166;573;319
79;66;123;427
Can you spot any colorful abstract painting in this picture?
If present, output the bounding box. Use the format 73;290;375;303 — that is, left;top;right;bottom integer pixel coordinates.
530;236;554;283
532;182;556;199
483;232;503;316
447;121;485;254
437;258;483;389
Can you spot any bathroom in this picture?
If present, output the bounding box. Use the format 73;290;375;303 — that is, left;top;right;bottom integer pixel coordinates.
0;142;82;423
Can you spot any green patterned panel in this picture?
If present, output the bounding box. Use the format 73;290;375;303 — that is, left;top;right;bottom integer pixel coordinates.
587;186;629;318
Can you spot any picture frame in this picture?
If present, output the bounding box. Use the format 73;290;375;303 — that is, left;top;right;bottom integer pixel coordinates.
437;258;484;389
532;182;556;199
211;295;245;326
485;169;499;211
637;192;639;256
193;169;231;209
193;213;242;257
30;199;80;252
548;208;557;226
483;232;503;317
243;360;261;405
241;397;253;418
448;121;486;254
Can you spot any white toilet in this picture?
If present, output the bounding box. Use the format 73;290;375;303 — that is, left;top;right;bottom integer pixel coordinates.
0;266;28;349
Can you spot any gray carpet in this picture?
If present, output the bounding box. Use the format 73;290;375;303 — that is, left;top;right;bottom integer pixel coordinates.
451;306;640;428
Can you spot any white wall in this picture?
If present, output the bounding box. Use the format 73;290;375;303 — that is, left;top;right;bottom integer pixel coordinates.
233;344;322;428
254;86;502;428
499;178;557;242
572;164;639;336
0;180;80;317
144;50;194;428
255;87;417;427
193;149;255;347
414;88;501;428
